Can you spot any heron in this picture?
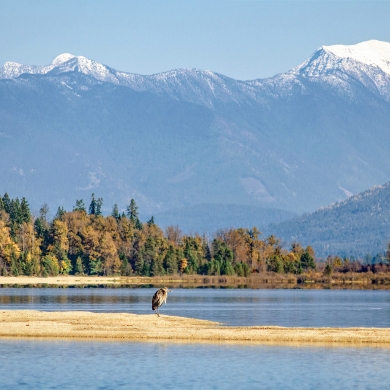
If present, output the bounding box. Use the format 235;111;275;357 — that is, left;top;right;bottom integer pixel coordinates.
152;287;172;316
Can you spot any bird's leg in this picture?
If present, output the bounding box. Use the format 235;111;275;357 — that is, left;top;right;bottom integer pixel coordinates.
157;308;160;317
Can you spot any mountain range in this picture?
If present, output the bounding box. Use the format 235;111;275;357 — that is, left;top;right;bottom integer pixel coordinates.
1;40;390;233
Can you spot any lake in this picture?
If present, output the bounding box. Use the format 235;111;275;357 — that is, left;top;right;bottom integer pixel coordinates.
0;288;389;327
0;288;389;389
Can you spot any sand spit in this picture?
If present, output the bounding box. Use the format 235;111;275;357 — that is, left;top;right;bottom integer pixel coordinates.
0;310;389;346
0;276;134;285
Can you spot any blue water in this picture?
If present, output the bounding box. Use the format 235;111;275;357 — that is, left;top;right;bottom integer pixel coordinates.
0;288;389;327
0;339;389;389
1;288;390;389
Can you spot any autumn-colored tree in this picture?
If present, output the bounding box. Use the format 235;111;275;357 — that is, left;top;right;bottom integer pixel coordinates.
0;220;20;265
165;225;182;246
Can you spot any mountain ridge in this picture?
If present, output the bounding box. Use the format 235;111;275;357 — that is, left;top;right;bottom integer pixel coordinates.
266;181;390;258
1;40;390;231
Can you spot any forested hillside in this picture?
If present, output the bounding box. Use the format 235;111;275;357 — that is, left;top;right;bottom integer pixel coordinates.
268;182;390;258
0;193;317;277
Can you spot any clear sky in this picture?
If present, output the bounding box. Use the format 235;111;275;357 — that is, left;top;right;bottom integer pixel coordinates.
1;0;389;80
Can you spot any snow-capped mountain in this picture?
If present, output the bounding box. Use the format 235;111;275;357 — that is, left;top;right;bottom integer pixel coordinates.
249;40;390;102
1;40;390;233
0;53;258;108
2;40;390;105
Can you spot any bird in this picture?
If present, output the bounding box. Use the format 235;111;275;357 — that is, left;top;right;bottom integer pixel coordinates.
152;287;172;316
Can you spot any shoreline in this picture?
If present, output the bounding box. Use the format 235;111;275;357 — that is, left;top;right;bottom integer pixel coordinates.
0;275;389;289
1;310;389;346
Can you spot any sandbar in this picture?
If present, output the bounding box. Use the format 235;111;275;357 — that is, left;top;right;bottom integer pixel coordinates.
0;310;389;346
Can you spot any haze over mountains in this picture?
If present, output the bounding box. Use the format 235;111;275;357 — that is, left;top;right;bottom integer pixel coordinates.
1;40;390;234
267;181;390;259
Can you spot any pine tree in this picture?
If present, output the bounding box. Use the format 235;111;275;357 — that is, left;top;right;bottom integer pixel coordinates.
112;204;120;220
74;256;85;275
73;199;86;213
34;218;45;239
127;199;142;228
163;245;178;274
95;197;103;216
20;197;31;223
54;206;66;221
89;194;96;215
2;193;11;214
135;251;145;275
151;257;164;276
300;252;316;270
126;199;138;220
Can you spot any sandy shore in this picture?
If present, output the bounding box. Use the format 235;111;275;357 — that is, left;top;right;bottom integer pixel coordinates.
0;310;389;346
0;276;144;285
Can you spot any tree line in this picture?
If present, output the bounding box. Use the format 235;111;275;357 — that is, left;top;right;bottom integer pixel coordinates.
0;193;388;277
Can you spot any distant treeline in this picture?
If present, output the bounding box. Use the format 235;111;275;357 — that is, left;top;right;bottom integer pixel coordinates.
0;193;389;277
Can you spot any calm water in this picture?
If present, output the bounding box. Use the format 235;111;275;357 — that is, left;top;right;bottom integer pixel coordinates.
0;288;389;327
1;288;389;389
0;339;389;389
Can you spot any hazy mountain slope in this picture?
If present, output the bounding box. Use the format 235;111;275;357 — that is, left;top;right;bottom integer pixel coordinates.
267;182;390;258
0;73;218;212
143;204;297;234
1;40;390;227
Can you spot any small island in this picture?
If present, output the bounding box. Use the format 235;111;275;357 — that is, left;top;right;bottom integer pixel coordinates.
1;310;389;346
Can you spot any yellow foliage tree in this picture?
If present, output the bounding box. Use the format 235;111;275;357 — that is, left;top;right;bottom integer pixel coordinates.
0;220;20;264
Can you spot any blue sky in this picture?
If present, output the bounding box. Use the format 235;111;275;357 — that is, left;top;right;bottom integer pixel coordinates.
1;0;389;80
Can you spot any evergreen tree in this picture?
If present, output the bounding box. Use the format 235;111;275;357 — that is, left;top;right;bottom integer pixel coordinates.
119;252;132;276
2;193;11;214
127;199;142;228
127;199;138;221
221;260;235;276
147;216;155;227
300;252;316;270
20;197;31;223
151;257;164;276
203;240;212;262
34;218;45;239
89;194;96;215
73;199;86;213
9;198;21;225
95;197;103;216
135;251;145;275
112;204;120;220
10;252;22;276
89;259;103;275
54;206;66;221
163;245;178;274
74;256;84;275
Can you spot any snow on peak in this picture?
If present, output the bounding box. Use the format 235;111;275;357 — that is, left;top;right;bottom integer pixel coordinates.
51;53;76;66
323;40;390;75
